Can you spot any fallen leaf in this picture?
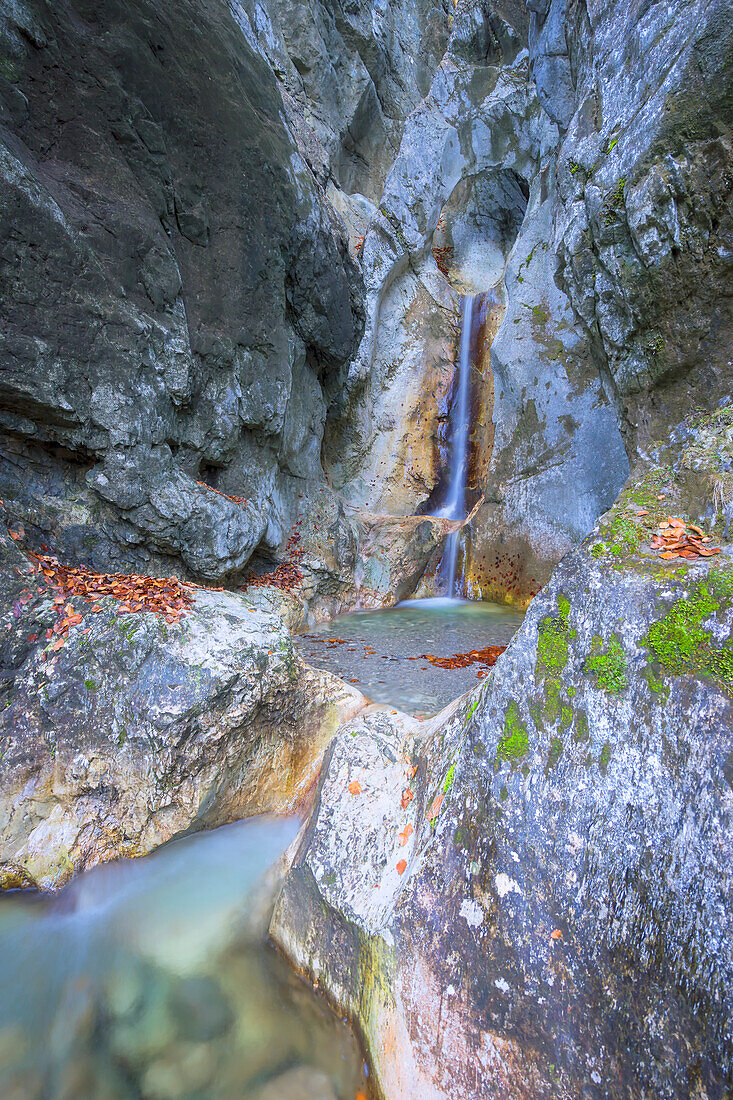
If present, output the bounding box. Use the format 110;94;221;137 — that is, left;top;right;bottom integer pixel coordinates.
348;780;362;796
426;793;444;820
658;551;679;559
396;859;407;875
407;764;418;779
551;928;563;940
401;788;414;809
636;509;649;516
398;824;413;846
52;637;65;651
688;523;705;536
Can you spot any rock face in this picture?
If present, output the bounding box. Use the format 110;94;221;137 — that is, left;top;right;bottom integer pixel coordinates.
0;0;449;588
0;535;363;890
328;0;630;604
273;523;733;1098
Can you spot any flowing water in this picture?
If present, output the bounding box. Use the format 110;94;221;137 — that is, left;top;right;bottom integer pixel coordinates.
296;598;524;716
435;293;475;596
0;818;370;1100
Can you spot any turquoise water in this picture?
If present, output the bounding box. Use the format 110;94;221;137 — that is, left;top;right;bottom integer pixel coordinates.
296;597;524;716
0;818;370;1099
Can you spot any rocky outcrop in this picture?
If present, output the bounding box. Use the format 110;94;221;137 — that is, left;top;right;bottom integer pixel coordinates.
273;509;733;1097
0;0;450;591
0;534;363;889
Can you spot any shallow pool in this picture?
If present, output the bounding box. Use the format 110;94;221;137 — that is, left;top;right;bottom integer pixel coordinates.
295;597;524;716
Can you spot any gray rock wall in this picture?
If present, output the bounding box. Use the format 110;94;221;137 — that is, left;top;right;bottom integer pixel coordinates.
0;0;449;586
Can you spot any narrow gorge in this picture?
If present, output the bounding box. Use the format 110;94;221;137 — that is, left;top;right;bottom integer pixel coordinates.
0;0;731;1097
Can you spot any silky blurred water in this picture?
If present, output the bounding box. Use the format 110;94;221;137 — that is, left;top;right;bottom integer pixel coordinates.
0;818;370;1100
296;597;524;716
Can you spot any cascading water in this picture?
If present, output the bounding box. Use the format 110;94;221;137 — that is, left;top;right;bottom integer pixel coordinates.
436;293;475;596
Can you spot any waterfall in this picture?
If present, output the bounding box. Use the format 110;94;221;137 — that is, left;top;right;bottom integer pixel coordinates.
436;293;475;597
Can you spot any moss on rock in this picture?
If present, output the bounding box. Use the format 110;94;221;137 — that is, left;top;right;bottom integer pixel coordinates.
585;634;628;694
642;568;733;691
495;701;529;768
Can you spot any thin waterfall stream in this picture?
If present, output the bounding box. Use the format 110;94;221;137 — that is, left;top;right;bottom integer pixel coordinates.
436;293;475;597
295;288;524;718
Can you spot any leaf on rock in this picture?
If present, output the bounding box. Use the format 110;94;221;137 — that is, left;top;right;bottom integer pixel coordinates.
348;780;362;796
426;793;444;820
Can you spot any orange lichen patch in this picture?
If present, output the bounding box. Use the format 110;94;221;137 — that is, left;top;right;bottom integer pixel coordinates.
348;780;362;796
195;480;247;504
650;517;720;560
30;553;194;624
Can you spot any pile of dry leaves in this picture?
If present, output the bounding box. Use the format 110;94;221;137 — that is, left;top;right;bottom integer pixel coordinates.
31;554;195;623
649;516;721;560
412;644;506;671
242;532;305;594
432;244;453;277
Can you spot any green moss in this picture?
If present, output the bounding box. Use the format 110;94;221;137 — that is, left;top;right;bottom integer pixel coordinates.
574;711;589;742
84;680;97;691
528;700;545;728
544;679;562;722
443;763;456;794
500;784;508;801
560;704;573;728
567;686;576;698
536;595;572;676
599;742;612;774
547;737;564;769
464;697;481;724
642;569;733;691
495;702;529;768
531;303;550;325
585;634;628;694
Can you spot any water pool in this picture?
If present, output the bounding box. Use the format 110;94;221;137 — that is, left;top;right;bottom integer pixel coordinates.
295;597;524;717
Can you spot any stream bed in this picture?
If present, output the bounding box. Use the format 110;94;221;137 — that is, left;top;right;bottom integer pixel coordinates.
295;597;524;716
0;818;370;1100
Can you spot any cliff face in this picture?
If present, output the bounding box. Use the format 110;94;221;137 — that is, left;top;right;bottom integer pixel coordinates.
0;0;449;586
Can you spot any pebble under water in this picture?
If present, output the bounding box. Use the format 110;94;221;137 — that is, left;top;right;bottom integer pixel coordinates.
295;597;525;716
0;818;371;1100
